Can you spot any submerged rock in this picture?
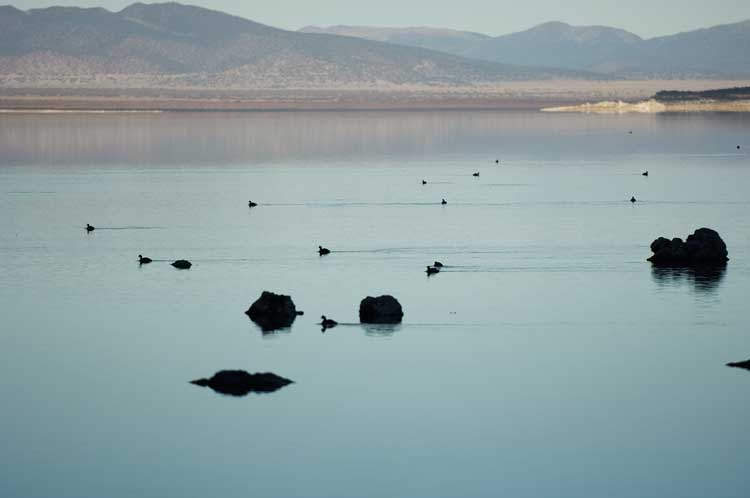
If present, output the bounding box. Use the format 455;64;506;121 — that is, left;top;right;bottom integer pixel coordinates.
359;295;403;324
191;370;293;396
726;359;750;371
648;228;728;265
245;291;298;330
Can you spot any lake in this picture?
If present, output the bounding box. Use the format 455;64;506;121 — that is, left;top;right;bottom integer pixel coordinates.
1;110;749;498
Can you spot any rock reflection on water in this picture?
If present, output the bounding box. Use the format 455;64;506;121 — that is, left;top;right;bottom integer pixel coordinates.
360;323;401;337
650;265;727;293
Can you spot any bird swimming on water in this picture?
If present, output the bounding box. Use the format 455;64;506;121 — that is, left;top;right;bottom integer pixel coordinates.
472;172;480;177
86;224;95;232
422;180;427;185
433;261;444;268
320;315;338;328
495;159;499;164
318;246;331;255
630;196;637;203
642;171;648;176
426;266;440;275
441;199;447;205
138;254;152;264
248;200;258;207
171;259;192;269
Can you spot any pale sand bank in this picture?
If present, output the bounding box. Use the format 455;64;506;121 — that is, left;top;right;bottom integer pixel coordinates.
542;99;750;113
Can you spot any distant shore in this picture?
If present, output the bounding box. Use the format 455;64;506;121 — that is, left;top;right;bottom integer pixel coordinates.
542;99;750;113
3;80;750;112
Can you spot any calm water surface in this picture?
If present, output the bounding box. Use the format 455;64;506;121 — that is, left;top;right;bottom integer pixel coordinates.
1;111;749;498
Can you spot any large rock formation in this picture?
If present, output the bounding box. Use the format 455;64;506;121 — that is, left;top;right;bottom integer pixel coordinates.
359;295;404;324
191;370;293;396
726;359;750;371
245;291;298;331
648;228;728;265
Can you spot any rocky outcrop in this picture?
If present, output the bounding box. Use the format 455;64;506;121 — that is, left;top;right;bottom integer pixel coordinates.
726;359;750;371
359;295;403;324
648;228;728;265
245;291;298;331
191;370;293;396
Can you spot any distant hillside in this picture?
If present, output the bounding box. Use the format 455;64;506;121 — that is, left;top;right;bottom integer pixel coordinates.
654;86;750;102
0;2;593;90
466;22;643;74
299;25;490;57
308;20;750;79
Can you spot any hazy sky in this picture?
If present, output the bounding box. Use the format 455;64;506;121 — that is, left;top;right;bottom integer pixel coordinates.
12;0;750;38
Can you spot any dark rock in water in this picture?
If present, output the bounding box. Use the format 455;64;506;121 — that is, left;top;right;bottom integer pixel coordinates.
359;295;403;324
171;259;192;269
245;291;297;330
191;370;293;396
726;359;750;371
648;228;728;265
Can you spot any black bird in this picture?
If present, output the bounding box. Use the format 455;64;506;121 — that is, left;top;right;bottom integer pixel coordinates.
318;246;331;255
248;200;258;207
628;131;633;134
86;224;95;232
441;199;447;205
630;196;637;203
320;315;338;328
433;261;444;268
738;145;742;150
171;259;192;269
422;180;427;185
495;159;499;164
472;172;480;177
138;254;152;264
426;266;440;275
642;171;648;176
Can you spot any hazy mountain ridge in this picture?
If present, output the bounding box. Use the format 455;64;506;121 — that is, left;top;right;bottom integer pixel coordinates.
308;20;750;78
0;2;596;89
299;25;491;56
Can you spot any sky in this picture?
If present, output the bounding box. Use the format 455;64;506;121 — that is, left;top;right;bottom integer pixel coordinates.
11;0;750;38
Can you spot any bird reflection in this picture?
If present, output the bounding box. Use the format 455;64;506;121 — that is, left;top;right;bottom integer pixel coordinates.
650;265;726;293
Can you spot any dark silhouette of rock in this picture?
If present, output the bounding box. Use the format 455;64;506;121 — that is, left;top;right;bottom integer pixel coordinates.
648;228;728;265
86;224;95;232
171;259;192;269
727;359;750;370
245;291;298;330
138;254;152;264
191;370;293;396
359;295;403;324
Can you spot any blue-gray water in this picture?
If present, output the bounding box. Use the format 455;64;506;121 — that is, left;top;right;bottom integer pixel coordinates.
1;111;749;498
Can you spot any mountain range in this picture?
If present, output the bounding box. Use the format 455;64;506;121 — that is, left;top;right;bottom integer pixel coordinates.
304;20;750;78
0;2;749;93
0;2;590;89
